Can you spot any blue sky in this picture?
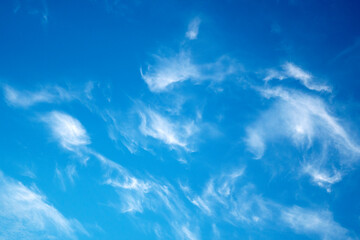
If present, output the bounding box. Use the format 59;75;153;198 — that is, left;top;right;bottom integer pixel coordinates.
1;0;360;239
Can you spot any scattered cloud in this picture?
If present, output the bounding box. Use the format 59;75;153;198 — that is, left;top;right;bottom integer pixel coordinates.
2;83;94;108
139;107;198;151
281;206;350;240
302;164;342;192
0;171;86;239
35;109;357;239
55;164;78;191
3;85;73;108
41;111;90;152
102;104;204;154
186;17;201;40
264;62;331;92
39;111;196;239
246;87;360;188
141;51;200;92
181;167;270;224
182;168;352;239
89;150;196;240
141;51;241;92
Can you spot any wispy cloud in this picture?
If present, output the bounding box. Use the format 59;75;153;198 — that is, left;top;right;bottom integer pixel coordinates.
102;104;204;154
0;171;86;239
332;37;360;62
141;51;200;92
39;111;196;239
139;107;198;151
182;168;352;239
2;82;96;108
13;0;49;24
246;87;360;188
186;17;201;40
55;164;78;190
302;164;342;192
264;63;331;92
181;167;270;224
3;85;73;108
89;151;196;240
141;51;240;92
281;206;350;240
41;111;90;153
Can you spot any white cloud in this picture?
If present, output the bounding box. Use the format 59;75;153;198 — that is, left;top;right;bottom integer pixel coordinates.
139;107;198;151
181;168;270;225
182;168;352;239
244;128;265;160
141;51;200;92
186;17;201;40
281;206;350;240
3;85;74;108
259;87;360;155
140;51;240;92
87;150;194;239
41;111;90;151
263;69;286;82
264;63;331;92
246;87;360;188
182;225;199;240
2;83;95;108
302;164;342;192
283;63;331;92
39;111;195;239
55;164;78;191
0;171;86;239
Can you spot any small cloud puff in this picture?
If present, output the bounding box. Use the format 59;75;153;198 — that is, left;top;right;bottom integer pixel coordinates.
186;17;201;40
41;111;90;151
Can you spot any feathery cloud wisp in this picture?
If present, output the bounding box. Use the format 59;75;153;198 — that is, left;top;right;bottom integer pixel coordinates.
281;206;349;240
3;85;74;108
141;51;240;92
41;111;90;151
139;108;197;151
0;171;86;240
264;63;331;92
246;87;360;188
186;17;201;40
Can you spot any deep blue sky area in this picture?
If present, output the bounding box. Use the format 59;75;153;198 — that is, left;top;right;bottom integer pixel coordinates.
1;1;360;240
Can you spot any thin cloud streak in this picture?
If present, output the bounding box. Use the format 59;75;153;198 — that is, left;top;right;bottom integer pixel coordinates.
0;171;86;240
182;168;352;239
281;206;350;240
3;83;94;108
3;85;73;108
264;63;331;92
